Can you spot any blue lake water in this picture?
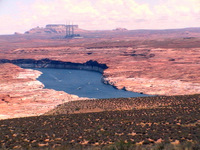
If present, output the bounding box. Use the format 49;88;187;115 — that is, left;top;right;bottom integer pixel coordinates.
30;68;149;99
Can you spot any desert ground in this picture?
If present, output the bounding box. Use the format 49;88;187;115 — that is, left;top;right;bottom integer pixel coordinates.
0;95;199;149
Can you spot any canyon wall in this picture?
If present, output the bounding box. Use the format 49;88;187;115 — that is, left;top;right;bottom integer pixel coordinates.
0;59;108;74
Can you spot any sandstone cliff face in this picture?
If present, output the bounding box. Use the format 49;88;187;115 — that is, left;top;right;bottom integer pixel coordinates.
0;63;86;120
0;59;108;73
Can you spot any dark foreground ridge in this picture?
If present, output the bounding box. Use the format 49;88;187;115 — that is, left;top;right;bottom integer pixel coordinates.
0;58;108;73
0;94;199;149
45;95;198;115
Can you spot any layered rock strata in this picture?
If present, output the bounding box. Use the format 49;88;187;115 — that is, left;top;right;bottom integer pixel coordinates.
0;59;108;73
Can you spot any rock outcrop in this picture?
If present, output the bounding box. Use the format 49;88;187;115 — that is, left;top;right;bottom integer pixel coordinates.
0;63;87;120
0;59;108;73
113;28;128;31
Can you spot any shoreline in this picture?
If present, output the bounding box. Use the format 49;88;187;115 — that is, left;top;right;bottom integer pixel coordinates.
0;58;141;94
1;58;200;96
0;58;108;74
0;59;148;120
0;63;88;120
0;58;200;119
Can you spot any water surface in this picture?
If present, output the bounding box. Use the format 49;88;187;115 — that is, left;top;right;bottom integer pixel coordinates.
31;68;148;99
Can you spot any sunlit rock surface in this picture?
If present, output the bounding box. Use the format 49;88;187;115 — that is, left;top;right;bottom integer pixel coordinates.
0;63;86;119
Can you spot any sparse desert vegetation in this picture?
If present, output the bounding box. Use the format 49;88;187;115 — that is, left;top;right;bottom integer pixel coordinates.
0;94;199;149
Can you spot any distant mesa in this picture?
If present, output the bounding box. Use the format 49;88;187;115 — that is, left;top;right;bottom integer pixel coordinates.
113;27;128;31
46;24;78;29
24;24;79;35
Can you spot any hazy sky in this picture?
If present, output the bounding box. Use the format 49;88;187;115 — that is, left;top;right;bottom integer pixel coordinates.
0;0;200;34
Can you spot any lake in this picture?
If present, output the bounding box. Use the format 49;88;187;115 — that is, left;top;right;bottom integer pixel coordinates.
30;68;149;99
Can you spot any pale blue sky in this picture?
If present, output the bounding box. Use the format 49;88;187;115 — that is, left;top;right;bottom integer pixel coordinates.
0;0;199;35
